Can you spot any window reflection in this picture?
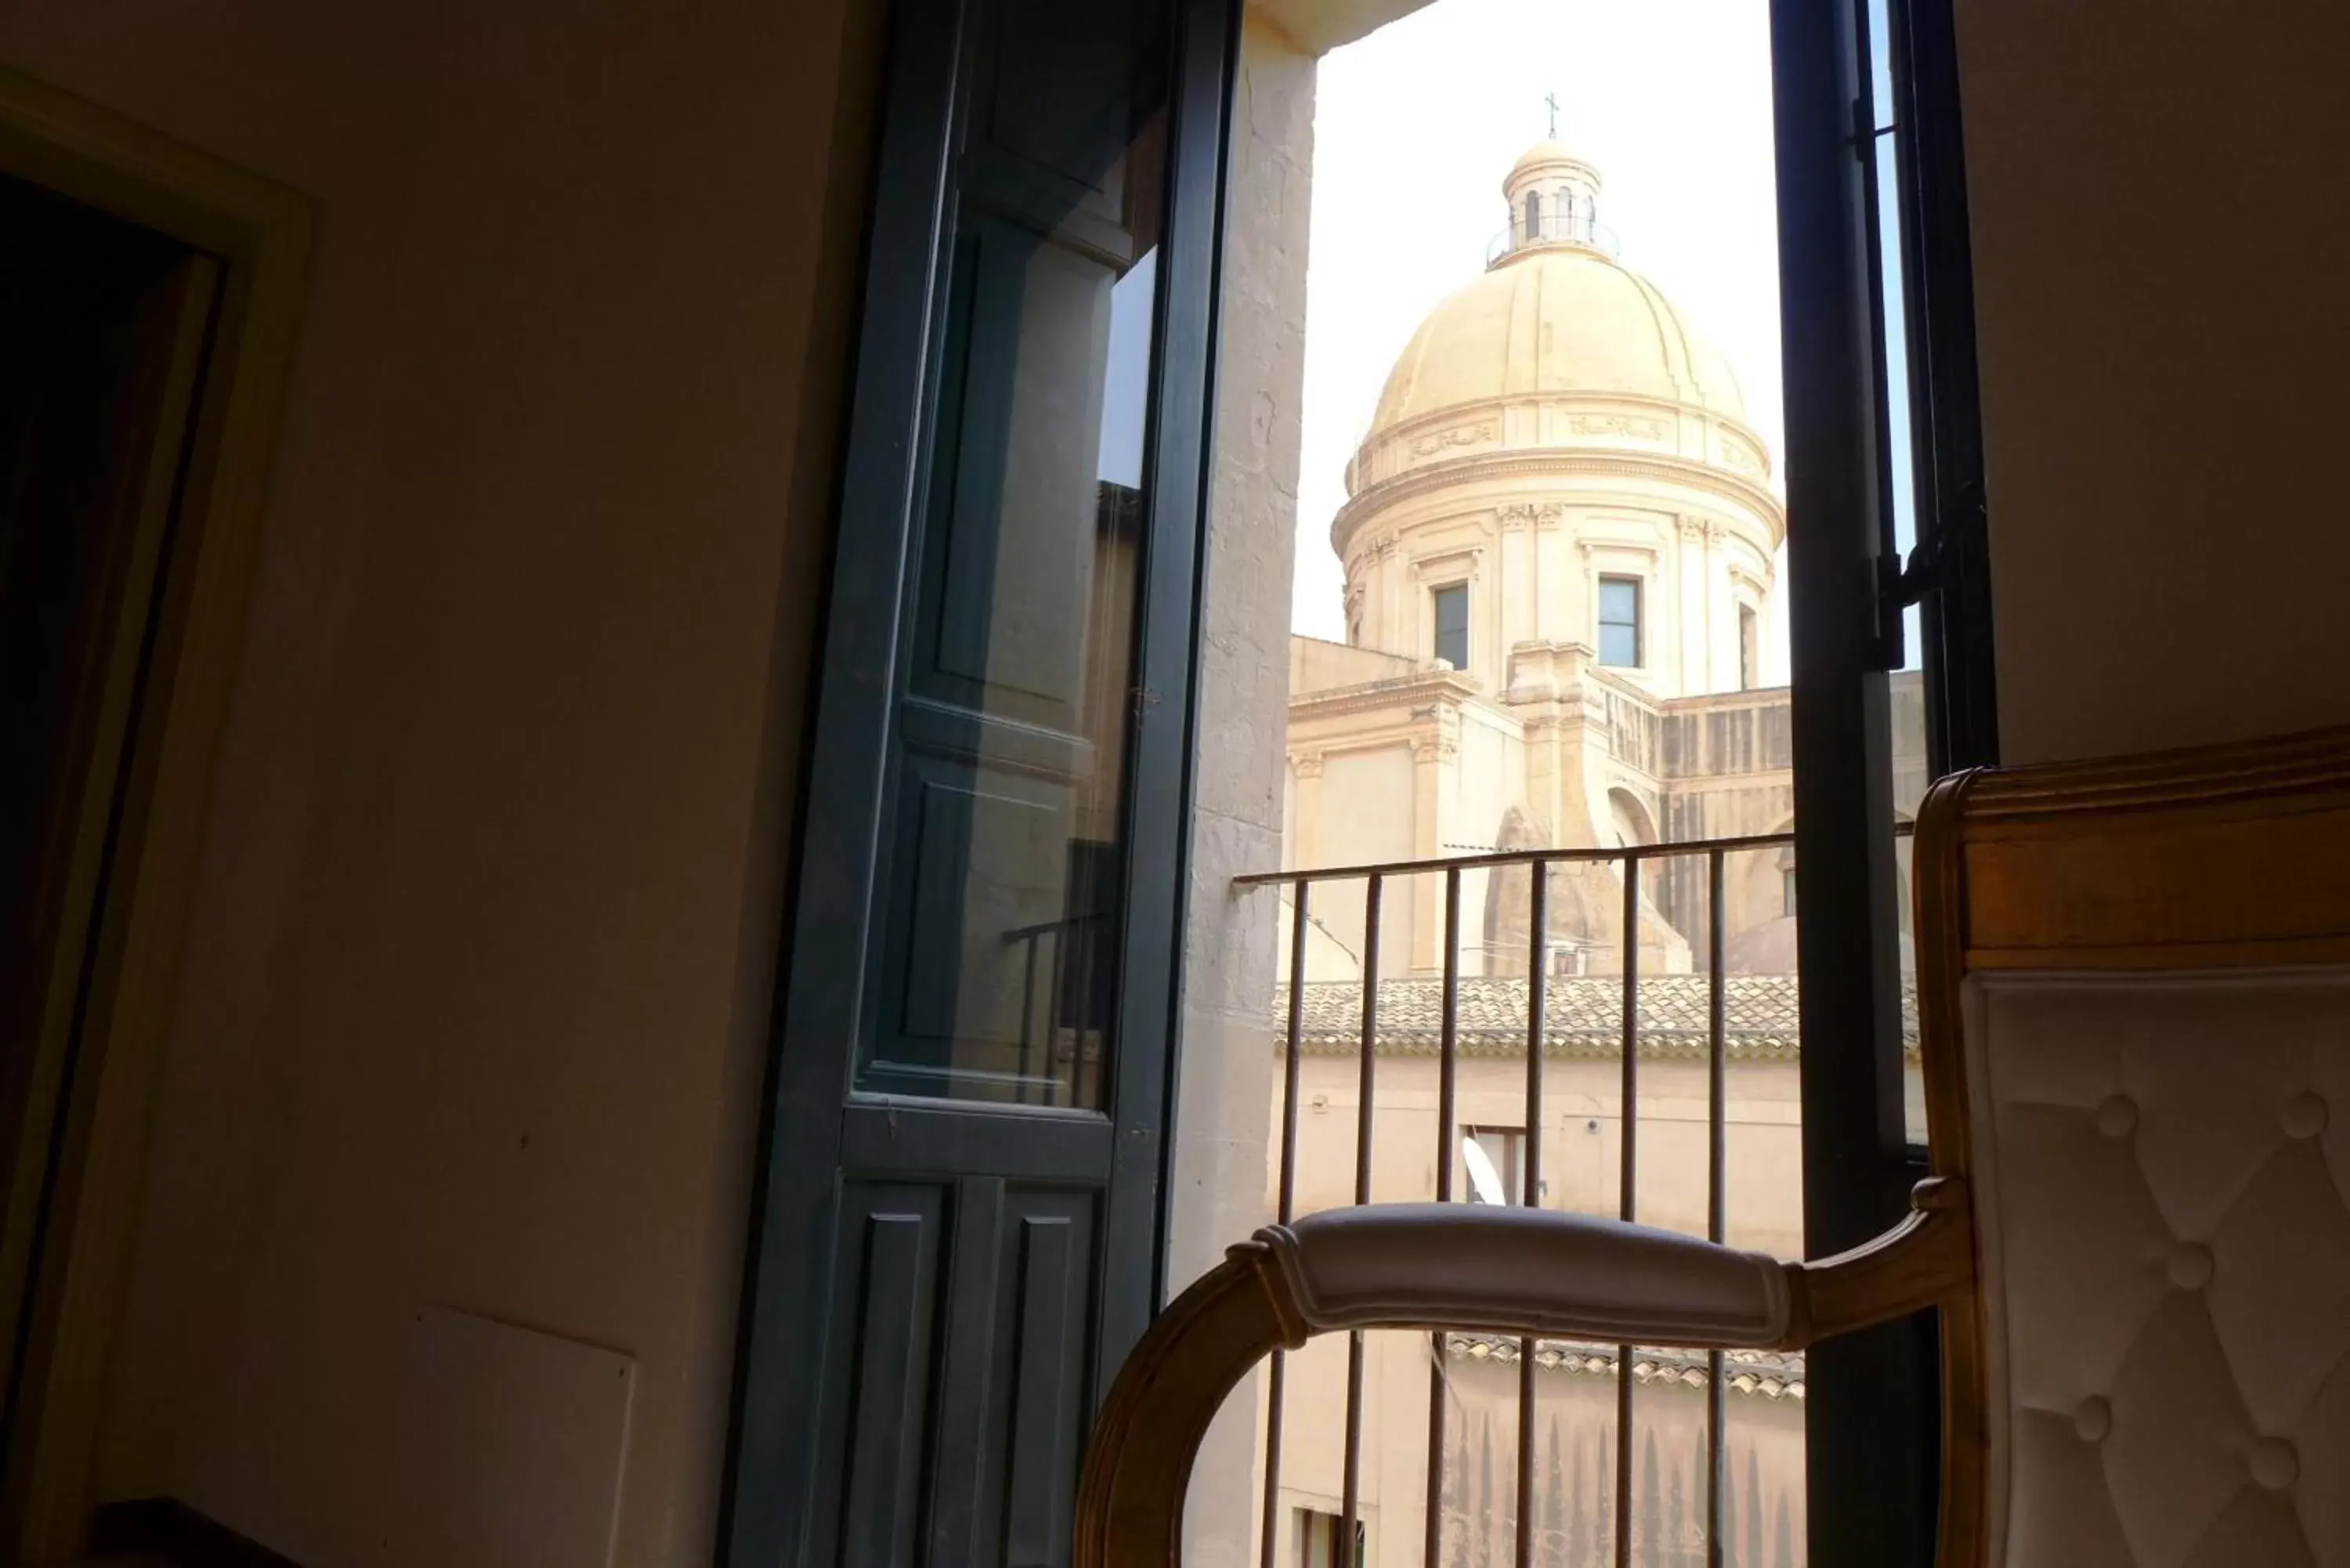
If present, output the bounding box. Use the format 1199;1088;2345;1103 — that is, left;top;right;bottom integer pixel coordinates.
860;8;1170;1107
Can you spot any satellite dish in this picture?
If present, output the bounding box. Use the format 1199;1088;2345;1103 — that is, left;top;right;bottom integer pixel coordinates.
1462;1136;1509;1205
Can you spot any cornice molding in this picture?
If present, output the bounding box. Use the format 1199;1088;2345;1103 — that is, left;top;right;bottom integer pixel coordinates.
1333;448;1787;559
1289;670;1513;729
1360;390;1773;468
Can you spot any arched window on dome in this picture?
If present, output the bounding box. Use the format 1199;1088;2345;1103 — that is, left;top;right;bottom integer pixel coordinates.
1521;190;1542;242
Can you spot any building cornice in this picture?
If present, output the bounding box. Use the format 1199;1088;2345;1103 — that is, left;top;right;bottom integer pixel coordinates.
1332;447;1788;560
1289;669;1518;730
1364;390;1773;466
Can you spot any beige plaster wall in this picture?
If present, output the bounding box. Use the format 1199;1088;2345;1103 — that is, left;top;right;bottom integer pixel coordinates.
1958;0;2350;762
0;0;882;1560
1305;746;1417;949
1272;1334;1808;1568
1275;1055;1811;1257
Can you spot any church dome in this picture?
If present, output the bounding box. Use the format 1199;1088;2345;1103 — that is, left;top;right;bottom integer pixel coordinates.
1332;135;1781;577
1368;244;1748;439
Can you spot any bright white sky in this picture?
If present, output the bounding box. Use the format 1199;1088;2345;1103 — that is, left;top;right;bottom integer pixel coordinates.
1291;0;1790;650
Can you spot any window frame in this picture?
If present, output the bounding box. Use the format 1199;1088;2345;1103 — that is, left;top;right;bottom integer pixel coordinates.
1771;0;1994;1558
1294;1507;1366;1568
728;0;2001;1557
1459;1123;1528;1206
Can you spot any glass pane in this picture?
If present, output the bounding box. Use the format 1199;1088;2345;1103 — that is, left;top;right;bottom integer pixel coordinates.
1599;622;1639;667
1434;583;1469;668
1598;576;1638;627
1867;4;1931;1147
861;0;1170;1107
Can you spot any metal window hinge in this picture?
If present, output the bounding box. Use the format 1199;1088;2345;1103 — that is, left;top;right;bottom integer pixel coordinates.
1851;95;1900;161
1869;483;1987;671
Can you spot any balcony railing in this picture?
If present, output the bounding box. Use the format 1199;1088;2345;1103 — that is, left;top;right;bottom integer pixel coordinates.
1487;211;1623;266
1231;830;1918;1568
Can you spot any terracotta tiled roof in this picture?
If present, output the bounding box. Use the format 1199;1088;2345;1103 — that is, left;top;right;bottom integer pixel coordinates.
1272;974;1920;1061
1447;1335;1806;1400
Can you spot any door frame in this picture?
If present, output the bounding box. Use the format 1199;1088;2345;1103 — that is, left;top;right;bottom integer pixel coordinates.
0;64;314;1557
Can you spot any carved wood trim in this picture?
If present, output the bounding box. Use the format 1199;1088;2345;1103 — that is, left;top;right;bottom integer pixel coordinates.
1779;1177;1974;1348
1073;1248;1296;1568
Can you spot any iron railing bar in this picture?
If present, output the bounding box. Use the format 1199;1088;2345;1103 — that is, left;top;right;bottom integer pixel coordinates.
1425;867;1462;1568
1354;873;1383;1209
1517;862;1548;1568
1045;920;1067;1107
1261;880;1312;1568
1708;851;1728;1239
1437;869;1462;1182
1233;829;1796;887
1707;849;1728;1568
1614;859;1639;1568
1018;935;1039;1106
1235;820;1914;887
1340;875;1383;1559
998;910;1104;942
1260;1353;1285;1568
1278;881;1309;1222
1343;1335;1366;1564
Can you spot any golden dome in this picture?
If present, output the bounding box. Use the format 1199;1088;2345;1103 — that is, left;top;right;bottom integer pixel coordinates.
1368;245;1748;440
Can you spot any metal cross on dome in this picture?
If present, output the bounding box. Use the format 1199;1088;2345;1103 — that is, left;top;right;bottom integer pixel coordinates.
1545;90;1560;138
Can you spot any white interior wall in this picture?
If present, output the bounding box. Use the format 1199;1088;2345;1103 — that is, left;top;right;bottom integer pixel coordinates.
0;0;883;1560
1959;0;2350;762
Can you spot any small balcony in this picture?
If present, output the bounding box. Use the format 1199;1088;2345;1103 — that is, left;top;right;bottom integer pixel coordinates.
1219;829;1921;1568
1488;211;1623;266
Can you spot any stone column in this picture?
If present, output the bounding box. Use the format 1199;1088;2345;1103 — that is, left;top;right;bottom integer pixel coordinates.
1289;751;1324;869
1409;708;1461;973
1676;514;1710;695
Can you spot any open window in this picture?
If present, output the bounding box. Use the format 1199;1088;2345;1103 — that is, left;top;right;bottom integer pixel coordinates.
725;0;1992;1556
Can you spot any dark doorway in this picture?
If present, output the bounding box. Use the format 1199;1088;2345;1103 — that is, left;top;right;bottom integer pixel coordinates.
0;173;219;1444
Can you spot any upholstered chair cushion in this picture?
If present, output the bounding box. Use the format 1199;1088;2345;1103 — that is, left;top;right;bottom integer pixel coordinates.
1260;1205;1792;1346
1967;970;2350;1568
